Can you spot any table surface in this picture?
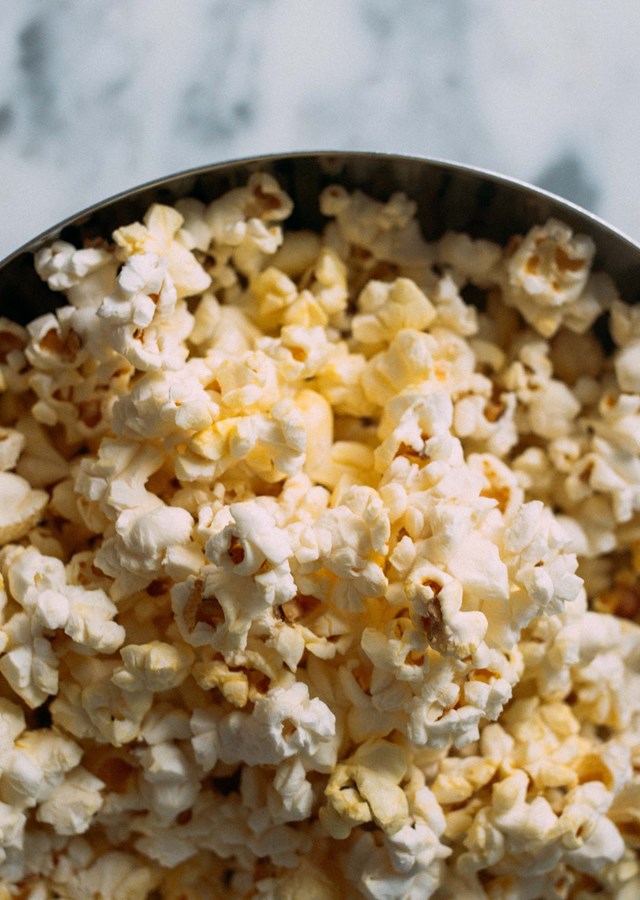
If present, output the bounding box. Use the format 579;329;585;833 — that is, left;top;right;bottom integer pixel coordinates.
1;0;639;260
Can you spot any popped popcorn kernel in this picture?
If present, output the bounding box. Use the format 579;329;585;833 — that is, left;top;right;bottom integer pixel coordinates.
0;173;637;898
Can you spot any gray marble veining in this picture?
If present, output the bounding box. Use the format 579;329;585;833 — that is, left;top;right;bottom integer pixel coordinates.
1;0;639;259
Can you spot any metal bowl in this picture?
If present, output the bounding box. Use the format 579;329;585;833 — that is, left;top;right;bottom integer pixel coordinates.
1;151;640;324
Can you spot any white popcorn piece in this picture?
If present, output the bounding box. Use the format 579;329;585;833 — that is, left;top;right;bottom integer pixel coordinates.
175;197;212;253
180;398;307;483
134;741;200;825
217;680;336;768
190;707;222;773
176;562;297;656
344;823;450;900
112;641;194;693
0;428;25;472
0;801;26;865
206;500;292;577
321;740;410;838
266;757;315;824
0;317;27;368
205;172;292;250
453;390;518;459
295;388;334;482
190;293;262;354
5;546;124;655
436;231;502;286
206;349;281;415
293;485;389;612
0;610;59;708
50;851;161;900
74;438;164;528
187;500;298;651
374;389;460;473
406;576;488;659
111;365;219;440
504;219;597;337
97;252;194;372
0;698;26;753
362;329;438;408
616;339;640;395
314;342;377;418
94;503;193;597
1;729;82;809
0;473;47;545
26;350;132;443
352;277;436;346
13;417;70;489
320;185;436;289
269;229;323;278
257;324;333;382
51;659;154;747
34;240;114;294
36;767;104;835
430;273;479;337
249;266;299;331
25;310;88;374
282;248;348;328
113;203;211;299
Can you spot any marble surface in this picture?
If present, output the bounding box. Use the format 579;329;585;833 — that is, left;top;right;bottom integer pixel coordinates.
1;0;640;259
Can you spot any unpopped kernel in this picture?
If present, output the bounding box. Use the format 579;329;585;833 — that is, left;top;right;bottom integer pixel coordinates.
0;175;639;898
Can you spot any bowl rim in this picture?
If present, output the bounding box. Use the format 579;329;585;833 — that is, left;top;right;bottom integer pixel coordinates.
1;150;639;270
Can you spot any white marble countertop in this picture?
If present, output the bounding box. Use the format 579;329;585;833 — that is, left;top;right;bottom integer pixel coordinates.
1;0;640;259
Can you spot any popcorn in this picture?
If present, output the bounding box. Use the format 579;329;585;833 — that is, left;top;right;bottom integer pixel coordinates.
436;231;502;286
51;658;154;747
0;614;59;708
352;277;436;347
217;680;336;768
204;172;293;252
320;185;436;290
344;825;450;899
0;473;47;544
0;174;637;897
111;364;219;440
113;203;211;299
97;253;194;371
13;417;70;489
174;499;297;651
112;641;194;693
321;740;410;838
25;311;88;373
34;240;114;294
0;428;25;472
503;219;601;337
362;329;438;408
1;729;82;808
47;850;161;900
5;546;125;655
292;485;390;612
178;398;307;483
94;502;193;597
36;766;104;835
250;250;349;332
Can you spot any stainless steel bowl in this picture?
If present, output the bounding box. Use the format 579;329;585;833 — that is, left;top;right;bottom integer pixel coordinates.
1;151;640;323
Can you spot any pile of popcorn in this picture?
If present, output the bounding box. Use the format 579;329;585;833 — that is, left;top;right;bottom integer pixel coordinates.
0;172;639;898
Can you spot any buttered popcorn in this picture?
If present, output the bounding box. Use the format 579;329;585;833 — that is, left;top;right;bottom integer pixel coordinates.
0;174;639;899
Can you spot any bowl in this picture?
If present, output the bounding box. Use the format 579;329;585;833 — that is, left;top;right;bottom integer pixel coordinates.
0;153;640;897
2;151;640;323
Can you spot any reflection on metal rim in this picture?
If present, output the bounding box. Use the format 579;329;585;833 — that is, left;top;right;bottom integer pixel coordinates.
1;151;640;322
